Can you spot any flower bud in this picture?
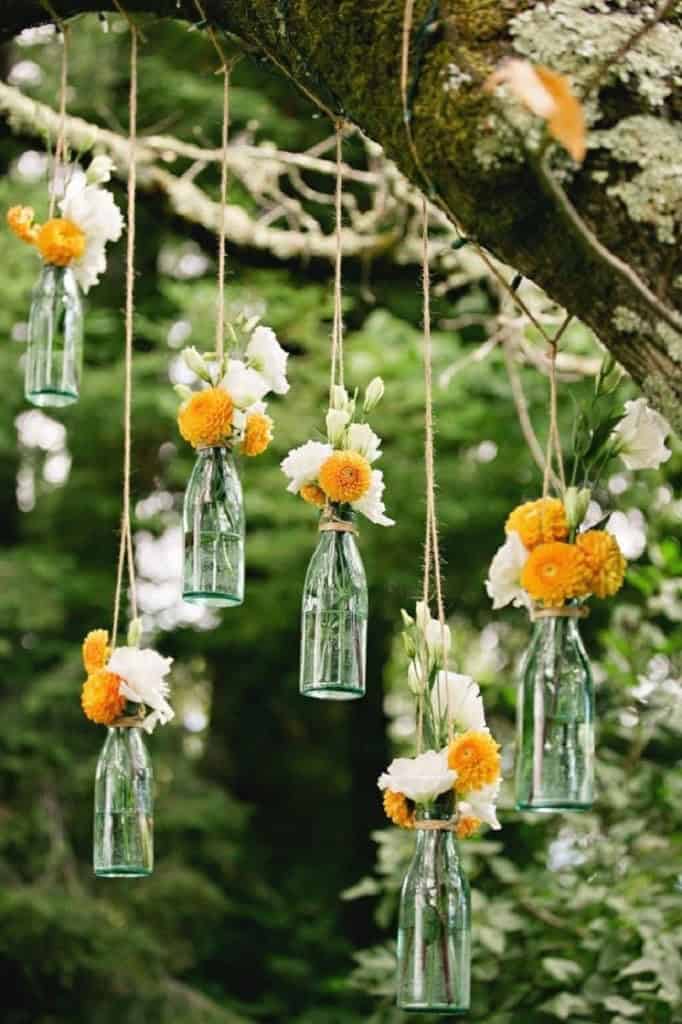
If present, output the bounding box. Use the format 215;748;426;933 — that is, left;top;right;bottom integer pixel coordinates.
363;376;385;412
400;608;415;628
407;660;424;695
415;600;431;634
182;346;211;382
127;617;143;648
401;630;417;660
330;385;350;412
564;486;591;531
86;154;115;185
326;409;350;446
174;384;193;402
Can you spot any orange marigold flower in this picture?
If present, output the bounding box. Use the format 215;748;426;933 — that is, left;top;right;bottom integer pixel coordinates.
577;530;627;599
82;629;110;674
81;669;125;726
241;411;273;457
7;205;39;244
448;730;501;794
35;218;86;266
521;542;590;606
177;388;234;448
383;789;415;829
505;497;568;549
456;815;482;840
318;450;372;504
300;483;326;508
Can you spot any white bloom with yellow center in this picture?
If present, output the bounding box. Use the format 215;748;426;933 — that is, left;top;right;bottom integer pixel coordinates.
58;170;123;292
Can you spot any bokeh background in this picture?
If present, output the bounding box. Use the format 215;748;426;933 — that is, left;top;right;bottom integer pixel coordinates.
0;15;680;1024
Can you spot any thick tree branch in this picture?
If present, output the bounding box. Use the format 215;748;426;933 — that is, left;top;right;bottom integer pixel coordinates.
3;1;681;426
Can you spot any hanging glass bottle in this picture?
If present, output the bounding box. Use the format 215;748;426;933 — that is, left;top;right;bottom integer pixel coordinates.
515;613;594;812
25;264;83;407
94;726;153;878
397;799;471;1014
182;446;245;607
300;508;368;699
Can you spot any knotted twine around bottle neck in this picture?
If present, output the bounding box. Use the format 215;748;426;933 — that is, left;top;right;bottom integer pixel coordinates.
530;605;590;622
111;14;139;648
414;819;457;832
319;508;358;535
111;708;146;729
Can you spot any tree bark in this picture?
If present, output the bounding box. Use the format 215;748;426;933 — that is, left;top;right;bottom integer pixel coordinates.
4;1;681;426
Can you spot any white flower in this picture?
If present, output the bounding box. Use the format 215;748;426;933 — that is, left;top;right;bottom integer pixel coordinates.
326;409;350;446
107;646;174;734
346;422;382;463
86;154;115;185
351;468;394;526
458;781;501;830
363;376;385;413
485;531;529;609
221;359;269;409
432;671;487;732
246;325;289;395
607;510;647;560
59;172;123;293
612;398;672;470
580;500;605;533
281;440;332;494
377;749;456;804
182;346;211;382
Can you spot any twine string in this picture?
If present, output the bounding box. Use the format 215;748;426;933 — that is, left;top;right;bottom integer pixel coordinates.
319;519;358;535
530;605;589;621
414;819;457;832
48;22;69;219
330;122;345;398
112;23;139;646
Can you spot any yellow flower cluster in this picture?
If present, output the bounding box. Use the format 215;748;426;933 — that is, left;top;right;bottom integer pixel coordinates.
506;497;568;549
178;388;234;449
7;207;85;266
318;451;372;504
383;789;415;829
448;731;501;794
241;411;273;457
80;629;124;726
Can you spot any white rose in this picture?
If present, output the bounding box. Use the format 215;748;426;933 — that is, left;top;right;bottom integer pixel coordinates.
346;422;382;463
485;531;530;610
377;749;456;804
221;359;269;409
458;780;501;830
326;409;350;446
351;468;394;526
280;440;332;494
59;175;124;293
607;510;647;561
612;398;672;470
107;646;174;734
245;325;289;395
432;671;487;733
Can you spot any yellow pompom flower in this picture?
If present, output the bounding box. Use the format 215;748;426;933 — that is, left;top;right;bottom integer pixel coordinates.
35;218;86;266
318;451;372;504
178;388;234;448
520;542;590;606
456;815;482;840
82;629;110;674
577;530;627;598
300;483;326;508
7;205;39;244
241;411;273;457
505;497;568;549
448;731;501;794
383;789;415;829
81;669;125;726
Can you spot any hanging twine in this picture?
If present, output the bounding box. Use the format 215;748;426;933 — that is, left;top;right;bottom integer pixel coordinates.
47;18;68;219
110;707;146;729
541;313;572;497
329;121;346;399
530;605;590;621
111;19;139;647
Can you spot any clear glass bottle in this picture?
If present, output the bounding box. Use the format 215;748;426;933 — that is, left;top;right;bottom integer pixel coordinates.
300;509;368;699
182;446;245;607
397;801;471;1014
94;727;153;878
25;264;83;407
515;614;594;812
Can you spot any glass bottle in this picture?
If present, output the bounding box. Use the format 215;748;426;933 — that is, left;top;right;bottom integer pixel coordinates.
25;264;83;407
94;727;153;878
300;508;368;699
515;614;594;812
182;446;245;607
397;801;471;1014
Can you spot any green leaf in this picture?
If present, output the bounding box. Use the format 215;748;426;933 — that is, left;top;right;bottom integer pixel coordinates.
478;925;506;956
603;996;644;1016
542;958;584;983
540;993;591;1020
618;958;660;979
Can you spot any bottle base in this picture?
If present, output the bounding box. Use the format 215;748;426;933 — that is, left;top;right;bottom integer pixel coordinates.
397;1003;469;1015
183;590;244;608
516;799;593;813
94;866;153;878
300;684;365;701
26;387;78;408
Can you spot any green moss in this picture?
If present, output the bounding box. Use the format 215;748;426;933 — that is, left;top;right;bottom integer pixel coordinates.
643;373;682;433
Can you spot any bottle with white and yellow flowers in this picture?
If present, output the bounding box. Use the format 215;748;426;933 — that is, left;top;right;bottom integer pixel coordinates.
281;378;393;699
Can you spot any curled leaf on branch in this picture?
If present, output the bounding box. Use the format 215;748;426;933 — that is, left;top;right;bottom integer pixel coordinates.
485;59;586;164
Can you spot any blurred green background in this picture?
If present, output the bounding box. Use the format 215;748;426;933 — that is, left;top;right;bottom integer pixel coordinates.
0;14;680;1024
